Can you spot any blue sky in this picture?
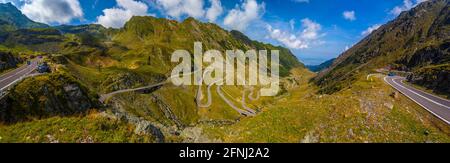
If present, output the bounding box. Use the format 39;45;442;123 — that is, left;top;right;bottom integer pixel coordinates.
2;0;427;65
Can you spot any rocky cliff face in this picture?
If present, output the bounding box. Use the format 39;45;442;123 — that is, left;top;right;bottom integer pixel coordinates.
396;42;449;70
0;51;20;72
0;73;99;123
407;64;450;97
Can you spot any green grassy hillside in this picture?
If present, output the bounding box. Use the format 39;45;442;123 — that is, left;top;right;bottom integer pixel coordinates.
203;69;450;143
1;2;447;143
0;7;306;141
0;112;156;143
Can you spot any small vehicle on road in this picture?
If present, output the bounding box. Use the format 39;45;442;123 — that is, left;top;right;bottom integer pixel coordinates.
38;62;50;73
26;61;31;65
388;72;395;76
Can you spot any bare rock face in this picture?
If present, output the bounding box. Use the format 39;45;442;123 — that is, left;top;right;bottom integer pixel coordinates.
105;99;168;143
399;43;450;70
63;84;95;111
0;51;21;72
407;64;450;97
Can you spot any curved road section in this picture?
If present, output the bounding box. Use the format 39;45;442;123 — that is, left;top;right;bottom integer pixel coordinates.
0;60;39;94
384;76;450;125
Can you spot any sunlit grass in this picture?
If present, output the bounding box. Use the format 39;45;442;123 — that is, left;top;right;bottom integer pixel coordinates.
202;70;450;143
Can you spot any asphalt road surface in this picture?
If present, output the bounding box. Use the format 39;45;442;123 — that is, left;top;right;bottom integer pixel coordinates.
384;76;450;125
0;59;38;92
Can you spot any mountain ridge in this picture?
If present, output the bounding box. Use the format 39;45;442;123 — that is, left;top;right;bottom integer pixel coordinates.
306;58;335;72
314;0;449;95
0;6;306;130
0;3;48;31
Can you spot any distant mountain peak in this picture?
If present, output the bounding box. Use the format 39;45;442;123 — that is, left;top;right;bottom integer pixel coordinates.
306;58;336;72
0;2;48;30
3;2;14;7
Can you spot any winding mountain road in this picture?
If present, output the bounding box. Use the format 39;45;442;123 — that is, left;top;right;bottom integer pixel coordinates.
0;59;39;95
384;76;450;125
195;68;257;116
216;81;256;116
100;68;201;103
100;67;258;116
241;87;257;114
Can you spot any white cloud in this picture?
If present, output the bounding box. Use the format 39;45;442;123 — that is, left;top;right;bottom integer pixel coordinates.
156;0;205;19
390;0;429;16
289;19;295;30
344;45;350;51
206;0;223;22
390;0;414;15
0;0;21;6
223;0;265;31
300;18;321;40
267;25;308;49
20;0;83;24
266;18;322;49
343;10;356;21
96;0;149;28
361;24;381;36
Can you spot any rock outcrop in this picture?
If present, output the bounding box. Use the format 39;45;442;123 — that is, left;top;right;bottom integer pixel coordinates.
407;64;450;97
0;51;20;72
0;73;99;123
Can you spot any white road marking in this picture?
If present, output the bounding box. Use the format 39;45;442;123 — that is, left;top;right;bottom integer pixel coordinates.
399;80;450;103
391;77;450;110
0;62;38;91
0;65;30;83
384;76;450;125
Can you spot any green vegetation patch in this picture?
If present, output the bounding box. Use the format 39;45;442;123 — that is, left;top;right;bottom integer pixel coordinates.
0;113;155;143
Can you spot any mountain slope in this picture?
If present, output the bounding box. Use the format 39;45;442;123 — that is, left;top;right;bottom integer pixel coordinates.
0;3;48;31
306;58;335;72
230;30;305;76
111;16;304;76
314;0;449;94
0;11;307;141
